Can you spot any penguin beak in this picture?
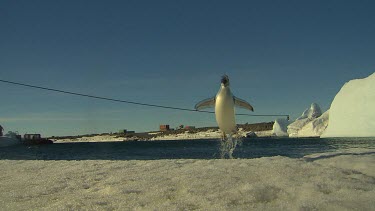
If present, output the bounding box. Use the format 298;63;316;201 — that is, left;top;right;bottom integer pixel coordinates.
221;75;229;86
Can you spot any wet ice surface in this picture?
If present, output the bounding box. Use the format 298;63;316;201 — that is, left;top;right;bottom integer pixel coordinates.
1;138;374;210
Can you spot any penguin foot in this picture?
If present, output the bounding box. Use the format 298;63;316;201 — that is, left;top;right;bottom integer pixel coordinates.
221;132;227;141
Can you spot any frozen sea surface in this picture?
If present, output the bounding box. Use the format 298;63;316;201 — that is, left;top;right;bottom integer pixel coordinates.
1;137;374;160
1;138;374;210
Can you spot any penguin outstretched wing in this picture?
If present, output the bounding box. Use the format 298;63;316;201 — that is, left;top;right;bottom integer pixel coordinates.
195;97;215;110
234;97;254;111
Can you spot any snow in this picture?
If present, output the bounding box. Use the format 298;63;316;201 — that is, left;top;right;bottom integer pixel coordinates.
151;129;273;141
52;129;274;143
322;72;375;137
299;102;322;119
53;135;124;143
287;103;327;137
0;148;373;210
298;110;329;137
272;118;289;137
151;130;222;141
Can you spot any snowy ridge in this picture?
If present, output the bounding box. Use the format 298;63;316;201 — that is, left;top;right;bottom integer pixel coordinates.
53;129;274;143
53;135;124;143
150;129;222;141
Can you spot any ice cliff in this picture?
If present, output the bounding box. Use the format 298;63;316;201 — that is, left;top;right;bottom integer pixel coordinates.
322;72;375;137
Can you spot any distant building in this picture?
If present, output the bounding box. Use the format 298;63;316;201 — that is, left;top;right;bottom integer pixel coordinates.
184;126;195;130
24;134;42;140
119;129;135;134
160;124;170;131
119;129;127;134
0;125;3;136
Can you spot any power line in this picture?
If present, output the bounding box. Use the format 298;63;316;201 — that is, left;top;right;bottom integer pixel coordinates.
0;79;289;119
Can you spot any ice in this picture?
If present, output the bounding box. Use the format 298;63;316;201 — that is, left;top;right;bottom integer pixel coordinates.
298;110;329;137
0;148;374;210
151;129;222;141
53;135;125;143
272;118;289;137
322;72;375;137
287;103;325;137
298;102;322;119
52;128;274;143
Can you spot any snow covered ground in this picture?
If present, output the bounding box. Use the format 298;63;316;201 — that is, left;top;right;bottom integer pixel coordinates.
150;129;222;141
53;135;124;143
1;148;374;210
52;129;274;143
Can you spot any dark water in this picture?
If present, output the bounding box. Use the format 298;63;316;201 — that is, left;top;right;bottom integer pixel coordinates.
1;137;375;160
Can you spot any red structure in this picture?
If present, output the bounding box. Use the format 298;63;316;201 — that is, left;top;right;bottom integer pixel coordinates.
159;124;170;131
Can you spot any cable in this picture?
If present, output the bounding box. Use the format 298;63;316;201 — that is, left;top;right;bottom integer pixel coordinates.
0;79;289;119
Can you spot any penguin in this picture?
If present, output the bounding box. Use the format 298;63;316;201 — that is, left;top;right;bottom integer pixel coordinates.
195;75;254;140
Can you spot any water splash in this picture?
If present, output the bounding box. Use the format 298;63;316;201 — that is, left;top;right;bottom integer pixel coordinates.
219;134;242;159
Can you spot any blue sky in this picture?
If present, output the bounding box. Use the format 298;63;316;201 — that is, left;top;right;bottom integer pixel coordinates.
1;0;374;136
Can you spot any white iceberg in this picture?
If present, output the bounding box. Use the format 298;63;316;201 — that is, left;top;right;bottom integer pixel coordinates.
287;103;323;137
272;118;289;137
298;102;322;120
322;72;375;137
298;110;329;137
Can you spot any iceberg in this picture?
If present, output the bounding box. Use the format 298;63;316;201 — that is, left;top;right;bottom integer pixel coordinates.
272;118;289;137
287;103;323;137
298;110;329;137
322;72;375;137
298;102;322;120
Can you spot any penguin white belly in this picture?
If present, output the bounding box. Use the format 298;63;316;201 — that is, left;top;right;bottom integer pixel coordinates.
215;89;236;134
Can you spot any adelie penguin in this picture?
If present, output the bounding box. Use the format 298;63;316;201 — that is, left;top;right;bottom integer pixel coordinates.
195;75;254;140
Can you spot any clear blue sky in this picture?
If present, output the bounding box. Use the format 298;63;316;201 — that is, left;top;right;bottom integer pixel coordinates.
1;0;374;136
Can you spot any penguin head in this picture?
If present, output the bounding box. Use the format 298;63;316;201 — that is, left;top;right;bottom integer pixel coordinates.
221;75;230;87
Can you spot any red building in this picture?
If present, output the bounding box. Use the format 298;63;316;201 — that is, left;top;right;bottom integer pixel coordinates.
159;124;170;131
